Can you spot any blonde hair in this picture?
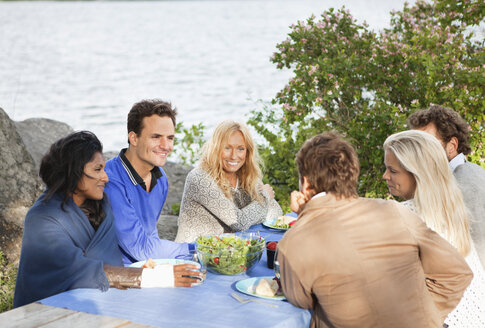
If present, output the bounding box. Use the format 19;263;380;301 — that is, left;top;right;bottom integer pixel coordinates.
200;120;263;202
383;130;471;256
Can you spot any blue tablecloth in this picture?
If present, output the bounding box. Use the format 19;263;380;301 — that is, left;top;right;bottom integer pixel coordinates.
40;223;311;328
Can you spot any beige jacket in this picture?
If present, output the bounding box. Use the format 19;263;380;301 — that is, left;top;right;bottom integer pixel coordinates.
278;194;473;328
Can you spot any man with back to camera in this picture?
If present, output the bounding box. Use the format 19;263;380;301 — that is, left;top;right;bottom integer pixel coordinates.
408;105;485;267
277;131;472;328
105;99;193;265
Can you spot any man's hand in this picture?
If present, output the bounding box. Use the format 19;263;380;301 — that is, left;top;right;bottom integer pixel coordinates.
261;184;275;200
174;264;203;287
290;190;308;214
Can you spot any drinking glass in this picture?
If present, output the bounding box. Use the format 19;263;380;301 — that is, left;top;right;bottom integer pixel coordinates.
176;249;207;285
273;248;280;280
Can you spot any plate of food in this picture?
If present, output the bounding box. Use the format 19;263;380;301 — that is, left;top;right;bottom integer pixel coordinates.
235;276;286;301
129;258;198;268
262;216;297;231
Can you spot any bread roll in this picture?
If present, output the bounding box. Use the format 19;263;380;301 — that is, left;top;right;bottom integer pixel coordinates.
277;216;295;225
254;278;279;297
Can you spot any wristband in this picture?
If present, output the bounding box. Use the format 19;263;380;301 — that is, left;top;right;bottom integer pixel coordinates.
140;263;174;288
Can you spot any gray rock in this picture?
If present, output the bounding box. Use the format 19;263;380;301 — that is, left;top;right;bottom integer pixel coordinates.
162;161;192;215
157;215;179;241
0;108;43;263
14;118;73;171
103;151;118;162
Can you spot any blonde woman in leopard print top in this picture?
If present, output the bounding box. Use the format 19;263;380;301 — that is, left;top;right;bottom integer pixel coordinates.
175;120;282;243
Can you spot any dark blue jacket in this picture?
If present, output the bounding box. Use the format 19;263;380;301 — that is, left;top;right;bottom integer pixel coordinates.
14;192;123;308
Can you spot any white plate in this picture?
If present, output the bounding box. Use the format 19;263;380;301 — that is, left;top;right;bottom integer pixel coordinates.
129;258;198;268
262;218;289;231
235;276;286;301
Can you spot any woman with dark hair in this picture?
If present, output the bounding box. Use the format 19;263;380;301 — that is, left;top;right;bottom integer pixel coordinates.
14;131;201;308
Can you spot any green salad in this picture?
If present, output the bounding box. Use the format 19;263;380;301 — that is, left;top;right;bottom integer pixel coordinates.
270;217;291;229
196;234;265;275
270;221;290;229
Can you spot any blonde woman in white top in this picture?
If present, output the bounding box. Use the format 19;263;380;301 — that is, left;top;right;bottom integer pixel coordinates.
383;130;484;327
175;120;282;243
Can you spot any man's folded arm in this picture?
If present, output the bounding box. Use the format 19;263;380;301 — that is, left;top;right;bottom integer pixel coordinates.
398;205;473;320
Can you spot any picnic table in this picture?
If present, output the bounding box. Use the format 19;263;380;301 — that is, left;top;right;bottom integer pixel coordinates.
0;302;150;327
7;222;310;328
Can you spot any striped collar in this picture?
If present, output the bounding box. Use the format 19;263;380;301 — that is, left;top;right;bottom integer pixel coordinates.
119;148;163;192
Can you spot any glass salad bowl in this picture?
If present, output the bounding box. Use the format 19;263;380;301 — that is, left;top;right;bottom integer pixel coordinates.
195;232;265;275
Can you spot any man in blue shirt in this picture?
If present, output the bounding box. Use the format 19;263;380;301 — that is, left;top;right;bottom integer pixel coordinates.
105;99;192;265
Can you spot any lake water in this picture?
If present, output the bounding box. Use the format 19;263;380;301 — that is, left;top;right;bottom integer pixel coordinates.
1;0;411;152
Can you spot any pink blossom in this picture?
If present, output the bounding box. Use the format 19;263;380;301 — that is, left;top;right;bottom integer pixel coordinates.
308;65;318;75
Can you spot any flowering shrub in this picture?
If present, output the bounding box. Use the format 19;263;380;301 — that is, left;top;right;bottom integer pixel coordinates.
249;0;484;207
173;122;205;166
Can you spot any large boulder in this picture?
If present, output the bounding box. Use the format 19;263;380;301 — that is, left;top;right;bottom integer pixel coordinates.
157;215;179;241
158;162;192;241
162;161;192;215
15;118;73;171
0;108;43;264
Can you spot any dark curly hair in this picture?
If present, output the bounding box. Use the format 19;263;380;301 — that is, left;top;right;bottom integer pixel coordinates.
407;105;471;155
39;131;106;229
127;99;177;144
296;131;359;198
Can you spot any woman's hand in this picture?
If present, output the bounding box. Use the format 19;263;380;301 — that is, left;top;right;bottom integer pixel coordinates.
174;264;203;287
290;190;308;214
261;184;275;200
